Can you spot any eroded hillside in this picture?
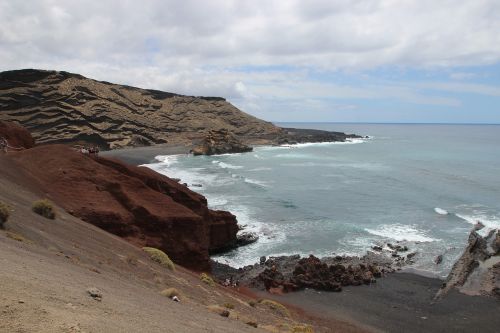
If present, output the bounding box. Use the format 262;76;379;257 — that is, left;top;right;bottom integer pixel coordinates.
0;69;281;149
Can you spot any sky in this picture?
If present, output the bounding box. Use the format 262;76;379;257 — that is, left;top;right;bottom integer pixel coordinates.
1;0;500;123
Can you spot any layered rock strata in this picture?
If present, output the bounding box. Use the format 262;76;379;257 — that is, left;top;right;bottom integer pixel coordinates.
0;69;281;149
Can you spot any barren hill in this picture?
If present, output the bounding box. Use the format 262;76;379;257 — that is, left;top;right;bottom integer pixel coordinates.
0;69;281;149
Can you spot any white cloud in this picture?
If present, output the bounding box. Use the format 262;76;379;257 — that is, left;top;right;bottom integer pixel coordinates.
1;0;500;121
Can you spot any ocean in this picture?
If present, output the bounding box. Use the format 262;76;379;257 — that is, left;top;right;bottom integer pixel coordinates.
145;123;500;278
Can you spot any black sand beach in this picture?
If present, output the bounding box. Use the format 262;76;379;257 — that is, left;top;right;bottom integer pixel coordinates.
101;143;191;165
254;272;500;333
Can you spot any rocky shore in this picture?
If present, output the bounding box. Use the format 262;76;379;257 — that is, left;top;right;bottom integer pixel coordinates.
212;241;417;293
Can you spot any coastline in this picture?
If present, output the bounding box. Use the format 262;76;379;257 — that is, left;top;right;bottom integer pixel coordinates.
104;142;499;332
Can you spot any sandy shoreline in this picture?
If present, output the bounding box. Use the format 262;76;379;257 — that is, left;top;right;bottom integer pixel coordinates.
104;144;500;332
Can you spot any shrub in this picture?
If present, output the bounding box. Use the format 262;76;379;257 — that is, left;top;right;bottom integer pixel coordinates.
292;324;314;333
0;201;10;228
32;199;56;219
6;232;25;242
142;247;175;271
248;300;257;307
125;255;138;266
160;288;181;298
200;273;215;286
207;304;228;316
223;302;234;309
246;321;258;328
259;299;290;317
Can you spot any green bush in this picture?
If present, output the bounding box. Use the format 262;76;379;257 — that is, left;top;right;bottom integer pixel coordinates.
0;201;10;228
32;199;56;219
142;247;175;271
200;273;215;286
259;299;290;318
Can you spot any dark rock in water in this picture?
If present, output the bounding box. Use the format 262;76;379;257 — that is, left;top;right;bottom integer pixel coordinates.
372;245;383;251
236;232;259;246
474;221;485;231
191;129;253;155
434;255;443;265
388;243;409;252
277;127;362;145
191;183;202;187
407;252;417;260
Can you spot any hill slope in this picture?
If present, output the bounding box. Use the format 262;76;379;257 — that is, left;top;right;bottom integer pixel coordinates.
0;69;281;149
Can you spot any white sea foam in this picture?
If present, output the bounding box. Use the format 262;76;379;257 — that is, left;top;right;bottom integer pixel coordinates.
248;167;272;172
365;224;438;242
153;154;180;167
285;139;366;148
434;207;449;215
455;213;500;237
212;160;243;169
244;178;270;187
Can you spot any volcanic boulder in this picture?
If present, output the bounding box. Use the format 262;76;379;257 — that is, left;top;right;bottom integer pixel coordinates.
191;129;253;155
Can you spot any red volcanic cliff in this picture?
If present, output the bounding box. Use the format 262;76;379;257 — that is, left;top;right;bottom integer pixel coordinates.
0;120;36;149
10;144;238;271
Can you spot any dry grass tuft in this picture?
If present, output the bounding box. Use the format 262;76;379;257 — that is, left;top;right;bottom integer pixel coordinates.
6;231;26;242
291;324;314;333
160;288;181;298
248;300;257;307
200;273;215;286
32;199;56;219
142;247;175;271
0;201;11;228
125;255;138;266
223;302;234;309
259;299;290;318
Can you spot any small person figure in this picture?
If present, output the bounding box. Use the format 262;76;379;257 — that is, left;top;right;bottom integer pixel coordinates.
0;138;7;153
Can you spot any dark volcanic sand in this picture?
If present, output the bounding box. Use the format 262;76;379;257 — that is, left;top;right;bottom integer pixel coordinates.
254;272;500;333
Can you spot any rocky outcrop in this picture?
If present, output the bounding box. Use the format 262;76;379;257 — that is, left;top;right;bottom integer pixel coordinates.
10;144;238;271
0;120;35;149
0;69;281;149
191;129;253;155
435;228;500;299
212;252;396;293
277;127;363;145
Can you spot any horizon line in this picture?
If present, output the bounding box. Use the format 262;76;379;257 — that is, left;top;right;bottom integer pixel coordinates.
271;121;500;125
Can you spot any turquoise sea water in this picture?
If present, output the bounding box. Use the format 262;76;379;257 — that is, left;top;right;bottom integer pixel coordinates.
145;123;500;278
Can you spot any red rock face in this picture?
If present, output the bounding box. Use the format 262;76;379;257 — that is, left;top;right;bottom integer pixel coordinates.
11;145;238;271
0;121;36;149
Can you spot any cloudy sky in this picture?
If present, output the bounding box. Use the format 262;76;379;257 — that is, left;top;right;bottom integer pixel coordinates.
1;0;500;123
